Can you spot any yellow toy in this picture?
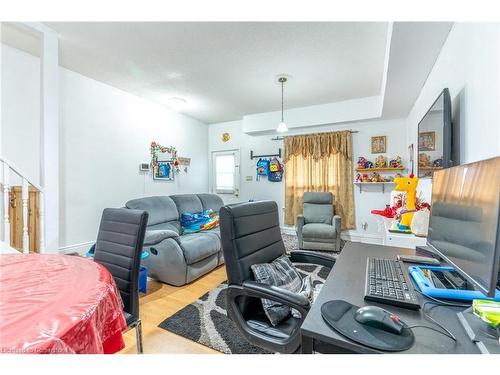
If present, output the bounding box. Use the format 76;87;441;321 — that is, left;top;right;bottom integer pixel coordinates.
393;173;419;230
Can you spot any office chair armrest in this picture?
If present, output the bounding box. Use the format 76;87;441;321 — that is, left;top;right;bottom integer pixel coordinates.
240;281;310;316
289;250;336;269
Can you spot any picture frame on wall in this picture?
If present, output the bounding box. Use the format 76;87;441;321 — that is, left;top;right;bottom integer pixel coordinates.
153;161;174;181
371;136;386;154
418;131;436;151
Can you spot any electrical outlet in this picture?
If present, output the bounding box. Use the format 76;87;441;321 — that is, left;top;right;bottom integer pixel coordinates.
245;176;253;181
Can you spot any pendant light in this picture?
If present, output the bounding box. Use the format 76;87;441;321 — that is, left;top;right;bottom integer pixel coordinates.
276;76;289;133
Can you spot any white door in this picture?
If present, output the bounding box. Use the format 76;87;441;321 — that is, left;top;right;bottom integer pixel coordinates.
211;150;240;204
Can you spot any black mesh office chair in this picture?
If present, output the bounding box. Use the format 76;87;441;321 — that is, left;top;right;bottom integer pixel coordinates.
220;200;335;353
93;208;148;354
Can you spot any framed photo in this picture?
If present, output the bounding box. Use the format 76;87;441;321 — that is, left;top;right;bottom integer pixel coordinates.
371;136;386;154
418;131;436;151
153;161;174;181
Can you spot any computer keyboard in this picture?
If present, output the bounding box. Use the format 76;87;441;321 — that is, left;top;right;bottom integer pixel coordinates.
364;257;421;310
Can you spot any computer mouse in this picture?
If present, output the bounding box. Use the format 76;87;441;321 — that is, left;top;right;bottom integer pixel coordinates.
354;305;405;335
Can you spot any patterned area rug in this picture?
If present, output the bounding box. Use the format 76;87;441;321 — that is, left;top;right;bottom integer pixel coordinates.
158;263;331;354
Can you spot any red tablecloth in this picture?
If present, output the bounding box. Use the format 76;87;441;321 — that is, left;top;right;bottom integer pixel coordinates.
0;254;127;354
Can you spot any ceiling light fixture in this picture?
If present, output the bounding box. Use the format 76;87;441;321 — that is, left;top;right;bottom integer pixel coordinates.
276;76;289;133
166;97;187;111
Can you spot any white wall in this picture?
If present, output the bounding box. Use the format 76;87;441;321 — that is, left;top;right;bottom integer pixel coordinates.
60;69;209;250
407;23;500;168
208;118;408;242
1;44;209;252
1;44;41;186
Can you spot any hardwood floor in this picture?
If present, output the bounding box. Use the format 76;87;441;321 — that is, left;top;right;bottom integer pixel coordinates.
120;266;227;354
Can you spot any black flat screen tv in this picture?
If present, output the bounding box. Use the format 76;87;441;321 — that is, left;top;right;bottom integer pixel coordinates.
417;88;453;178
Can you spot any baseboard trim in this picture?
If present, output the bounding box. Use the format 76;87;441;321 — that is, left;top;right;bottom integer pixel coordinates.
341;231;383;245
59;241;94;256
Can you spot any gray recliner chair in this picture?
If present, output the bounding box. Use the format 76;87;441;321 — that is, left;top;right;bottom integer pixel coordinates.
296;192;341;252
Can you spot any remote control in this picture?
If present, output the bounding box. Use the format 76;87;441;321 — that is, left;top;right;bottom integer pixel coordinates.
397;254;441;265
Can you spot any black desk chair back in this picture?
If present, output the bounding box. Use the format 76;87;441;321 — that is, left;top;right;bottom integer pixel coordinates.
94;208;148;354
220;200;335;353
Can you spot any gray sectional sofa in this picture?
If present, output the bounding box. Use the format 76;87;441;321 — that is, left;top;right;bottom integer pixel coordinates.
125;193;224;286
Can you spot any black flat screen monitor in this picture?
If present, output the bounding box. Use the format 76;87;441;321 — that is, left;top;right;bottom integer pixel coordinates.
417;88;453;178
428;156;500;297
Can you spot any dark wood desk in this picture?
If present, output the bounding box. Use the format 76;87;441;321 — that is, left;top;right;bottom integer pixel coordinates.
300;242;479;354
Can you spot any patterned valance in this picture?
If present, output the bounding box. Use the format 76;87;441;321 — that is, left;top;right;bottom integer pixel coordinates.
283;130;352;162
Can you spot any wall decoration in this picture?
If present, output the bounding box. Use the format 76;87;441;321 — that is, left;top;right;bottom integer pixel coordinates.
221;132;230;143
150;141;180;180
418;131;436;151
178;157;191;166
371;136;386;154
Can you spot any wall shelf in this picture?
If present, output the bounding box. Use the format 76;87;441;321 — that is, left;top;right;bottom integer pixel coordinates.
353;181;395;193
355;167;406;172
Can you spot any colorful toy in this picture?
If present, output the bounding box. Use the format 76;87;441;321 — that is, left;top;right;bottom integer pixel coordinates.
370;172;384;182
364;160;374;169
375;155;387;168
393;173;419;230
362;173;370;182
433;158;444;168
419;153;431;168
357;157;368;169
355;173;362;182
389;156;403;168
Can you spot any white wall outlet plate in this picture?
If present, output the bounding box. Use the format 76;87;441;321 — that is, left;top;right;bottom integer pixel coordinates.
245;176;253;181
139;163;150;171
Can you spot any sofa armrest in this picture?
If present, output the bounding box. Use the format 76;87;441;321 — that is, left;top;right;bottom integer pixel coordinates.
296;214;305;248
144;229;180;246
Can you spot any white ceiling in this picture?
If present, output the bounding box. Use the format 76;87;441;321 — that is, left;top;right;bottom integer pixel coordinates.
46;22;390;123
2;22;452;124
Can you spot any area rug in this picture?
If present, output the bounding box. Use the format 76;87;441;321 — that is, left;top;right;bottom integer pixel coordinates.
158;263;331;354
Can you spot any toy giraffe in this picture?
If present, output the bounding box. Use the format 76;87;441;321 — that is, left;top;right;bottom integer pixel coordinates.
393;173;419;230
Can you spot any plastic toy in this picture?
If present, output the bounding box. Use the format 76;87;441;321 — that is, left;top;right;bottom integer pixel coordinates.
389;156;403;168
375;155;387;168
393;173;419;230
355;173;362;182
433;158;443;168
418;153;431;168
362;173;370;182
364;160;374;169
357;157;367;169
370;172;384;182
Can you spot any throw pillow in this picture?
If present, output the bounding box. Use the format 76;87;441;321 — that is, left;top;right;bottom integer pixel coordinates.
181;209;219;233
251;255;312;326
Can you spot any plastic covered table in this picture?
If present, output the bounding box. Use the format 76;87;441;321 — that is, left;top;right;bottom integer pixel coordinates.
0;254;127;354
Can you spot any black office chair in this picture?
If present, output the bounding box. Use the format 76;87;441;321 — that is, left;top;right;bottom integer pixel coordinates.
220;200;335;353
93;208;149;354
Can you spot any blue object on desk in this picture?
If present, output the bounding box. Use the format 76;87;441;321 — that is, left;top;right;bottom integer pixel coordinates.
409;265;500;302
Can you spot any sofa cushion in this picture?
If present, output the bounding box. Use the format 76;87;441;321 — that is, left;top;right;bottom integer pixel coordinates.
170;194;203;216
144;230;179;246
126;196;179;226
147;221;182;235
302;223;336;241
303;203;333;224
177;233;220;265
197;194;224;213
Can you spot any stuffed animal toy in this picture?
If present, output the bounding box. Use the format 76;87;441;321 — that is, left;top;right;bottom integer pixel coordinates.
364;160;374;169
375;155;387;168
357;157;367;169
393;174;419;230
389;156;403;168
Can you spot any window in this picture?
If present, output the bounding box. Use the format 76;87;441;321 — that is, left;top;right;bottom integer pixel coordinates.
214;152;236;194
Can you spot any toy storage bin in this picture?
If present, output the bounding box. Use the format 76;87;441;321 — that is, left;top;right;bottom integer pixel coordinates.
139;266;148;294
